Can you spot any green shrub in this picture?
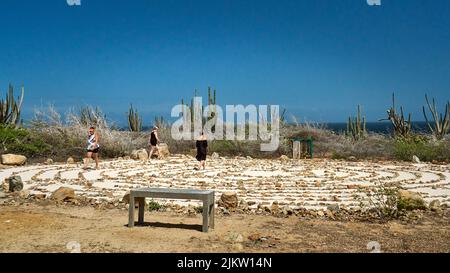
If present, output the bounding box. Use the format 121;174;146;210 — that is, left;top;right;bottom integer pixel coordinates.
148;200;163;211
194;206;203;214
0;125;51;157
397;196;427;211
392;135;449;162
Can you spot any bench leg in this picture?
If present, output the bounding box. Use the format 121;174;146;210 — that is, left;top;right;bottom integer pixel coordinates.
138;197;145;225
209;197;215;229
202;200;209;233
128;195;135;227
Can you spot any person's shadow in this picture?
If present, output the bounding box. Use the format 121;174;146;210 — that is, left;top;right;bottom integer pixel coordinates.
124;222;203;232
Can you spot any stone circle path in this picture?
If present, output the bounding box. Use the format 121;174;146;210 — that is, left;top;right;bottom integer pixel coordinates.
1;156;449;210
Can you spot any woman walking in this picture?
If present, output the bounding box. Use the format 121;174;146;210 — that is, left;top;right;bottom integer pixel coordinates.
148;126;160;159
84;126;100;169
195;132;208;170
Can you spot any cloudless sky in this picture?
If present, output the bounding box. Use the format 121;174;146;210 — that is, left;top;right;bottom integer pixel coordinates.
0;0;449;125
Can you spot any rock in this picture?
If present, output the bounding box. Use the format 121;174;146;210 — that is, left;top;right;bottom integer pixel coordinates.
429;200;441;211
219;192;238;209
279;155;289;161
6;176;23;192
412;155;421;164
211;152;220;159
317;210;325;217
158;143;170;158
270;202;280;214
1;154;27;166
51;187;76;202
327;204;340;212
123;156;131;160
121;193;130;204
248;233;262;242
67;157;75;164
32;193;46;200
45;158;54;165
131;149;148;160
18;190;30;199
232;243;244;252
348;156;357;162
325;210;334;218
0;191;6;199
398;190;426;211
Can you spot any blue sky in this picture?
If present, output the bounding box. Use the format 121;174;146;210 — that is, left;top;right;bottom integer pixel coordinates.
0;0;449;125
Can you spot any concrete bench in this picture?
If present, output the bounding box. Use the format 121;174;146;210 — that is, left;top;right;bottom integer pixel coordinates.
127;188;215;232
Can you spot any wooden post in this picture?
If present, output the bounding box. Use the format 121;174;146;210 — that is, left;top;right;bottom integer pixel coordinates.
293;141;301;159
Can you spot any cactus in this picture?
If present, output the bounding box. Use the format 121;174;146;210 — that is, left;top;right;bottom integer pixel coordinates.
379;93;411;138
128;104;143;132
181;87;218;125
423;94;450;140
0;84;24;127
346;105;366;141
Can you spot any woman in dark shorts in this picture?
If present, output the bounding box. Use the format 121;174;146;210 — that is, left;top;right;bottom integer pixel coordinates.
84;126;100;169
195;132;208;170
148;126;160;159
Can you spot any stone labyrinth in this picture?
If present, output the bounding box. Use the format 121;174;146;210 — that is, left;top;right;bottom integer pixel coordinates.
1;155;449;210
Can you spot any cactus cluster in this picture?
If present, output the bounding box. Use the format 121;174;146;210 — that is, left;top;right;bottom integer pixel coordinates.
0;84;24;127
128;104;143;132
346;105;367;141
380;94;411;138
423;95;450;140
181;87;217;124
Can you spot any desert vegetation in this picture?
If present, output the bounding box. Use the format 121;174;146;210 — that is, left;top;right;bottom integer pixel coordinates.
0;84;448;163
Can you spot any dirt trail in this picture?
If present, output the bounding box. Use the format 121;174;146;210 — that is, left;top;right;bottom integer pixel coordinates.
0;203;449;253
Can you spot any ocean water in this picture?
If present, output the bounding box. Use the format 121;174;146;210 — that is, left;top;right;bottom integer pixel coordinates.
323;122;429;134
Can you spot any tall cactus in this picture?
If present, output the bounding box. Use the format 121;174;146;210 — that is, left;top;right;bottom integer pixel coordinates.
128;104;143;132
0;84;24;127
380;93;411;138
346;105;367;141
423;95;450;140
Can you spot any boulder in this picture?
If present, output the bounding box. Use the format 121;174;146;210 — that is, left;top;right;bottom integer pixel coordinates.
398;190;426;211
51;187;76;202
45;158;54;165
412;155;421;164
348;156;357;162
1;154;27;166
327;204;340;212
218;192;238;209
158;143;170;158
131;149;148;160
67;157;75;164
279;155;289;161
211;152;220;159
429;200;441;212
121;192;130;204
6;176;23;192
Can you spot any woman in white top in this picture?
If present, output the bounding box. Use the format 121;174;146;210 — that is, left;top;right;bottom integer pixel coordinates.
84;126;100;169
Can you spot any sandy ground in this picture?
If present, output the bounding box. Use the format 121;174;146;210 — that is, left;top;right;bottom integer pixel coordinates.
0;203;449;253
